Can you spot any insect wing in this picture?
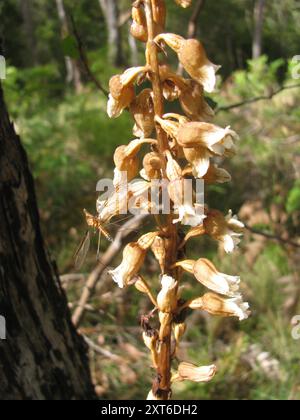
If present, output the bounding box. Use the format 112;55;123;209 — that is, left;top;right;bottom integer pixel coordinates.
74;231;91;269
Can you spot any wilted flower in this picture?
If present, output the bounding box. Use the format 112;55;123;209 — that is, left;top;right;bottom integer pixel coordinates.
109;242;146;288
173;362;217;383
178;122;238;152
157;275;178;313
130;89;155;138
131;5;148;42
179;81;214;121
204;209;244;253
155;34;220;92
168;179;206;227
189;292;250;321
175;258;241;297
113;138;156;186
107;67;148;118
203;163;231;184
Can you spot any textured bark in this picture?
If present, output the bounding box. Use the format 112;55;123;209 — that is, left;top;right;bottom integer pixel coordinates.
0;84;95;400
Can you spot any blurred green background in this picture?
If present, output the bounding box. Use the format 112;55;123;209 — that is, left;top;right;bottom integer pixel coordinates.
1;0;300;400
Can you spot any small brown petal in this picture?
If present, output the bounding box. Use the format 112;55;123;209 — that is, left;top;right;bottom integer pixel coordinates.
137;231;159;250
179;81;214;121
151;236;166;273
152;0;166;27
176;362;217;383
130;89;155;138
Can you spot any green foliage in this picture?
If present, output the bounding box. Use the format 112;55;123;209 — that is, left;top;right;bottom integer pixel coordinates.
286;181;300;214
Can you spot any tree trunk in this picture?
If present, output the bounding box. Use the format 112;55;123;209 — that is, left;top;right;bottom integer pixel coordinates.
55;0;83;93
99;0;123;67
0;84;95;400
252;0;266;59
20;0;38;66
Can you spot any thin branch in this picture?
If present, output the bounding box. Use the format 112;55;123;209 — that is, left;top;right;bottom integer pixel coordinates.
72;214;146;327
69;13;109;97
82;335;121;361
187;0;205;39
216;83;300;113
244;223;300;249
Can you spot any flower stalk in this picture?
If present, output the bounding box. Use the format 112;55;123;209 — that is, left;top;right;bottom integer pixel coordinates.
98;0;250;400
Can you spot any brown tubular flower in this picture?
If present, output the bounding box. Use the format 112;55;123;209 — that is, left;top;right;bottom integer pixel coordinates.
113;138;157;185
188;293;250;321
173;362;217;383
204;209;244;253
155;34;220;92
130;89;155;138
179;81;214;121
108;242;146;288
131;6;148;42
107;67;148;118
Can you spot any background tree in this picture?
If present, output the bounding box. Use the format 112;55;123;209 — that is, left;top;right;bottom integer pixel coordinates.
252;0;266;59
0;81;95;400
98;0;124;67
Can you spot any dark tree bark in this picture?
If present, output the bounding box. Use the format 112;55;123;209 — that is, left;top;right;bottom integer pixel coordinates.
99;0;124;67
0;84;95;400
252;0;266;59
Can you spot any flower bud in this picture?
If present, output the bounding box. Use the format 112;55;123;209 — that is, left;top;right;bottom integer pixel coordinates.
173;322;186;343
109;242;146;288
135;276;157;306
157;275;178;313
151;236;166;273
173;362;217;383
141;152;162;180
131;6;148;42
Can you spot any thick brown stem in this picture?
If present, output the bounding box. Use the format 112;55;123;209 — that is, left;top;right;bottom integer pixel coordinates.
144;0;178;400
